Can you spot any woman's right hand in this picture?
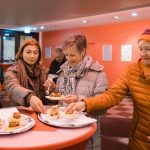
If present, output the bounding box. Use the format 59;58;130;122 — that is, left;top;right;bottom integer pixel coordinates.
29;95;46;113
43;79;56;92
67;101;87;112
62;94;78;104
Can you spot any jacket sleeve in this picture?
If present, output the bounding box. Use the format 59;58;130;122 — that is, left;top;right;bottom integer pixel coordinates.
93;71;108;95
85;67;129;114
4;67;34;106
78;71;108;103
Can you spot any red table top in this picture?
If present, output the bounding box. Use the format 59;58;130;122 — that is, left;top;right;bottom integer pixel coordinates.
0;108;97;150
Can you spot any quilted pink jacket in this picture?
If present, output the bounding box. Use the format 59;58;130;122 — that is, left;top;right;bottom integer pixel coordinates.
55;55;108;102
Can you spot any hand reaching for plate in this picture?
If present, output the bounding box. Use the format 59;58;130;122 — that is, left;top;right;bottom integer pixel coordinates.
67;101;87;113
62;94;78;104
29;96;46;113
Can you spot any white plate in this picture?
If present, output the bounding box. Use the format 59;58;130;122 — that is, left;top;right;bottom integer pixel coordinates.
38;108;97;128
0;114;35;135
45;95;65;101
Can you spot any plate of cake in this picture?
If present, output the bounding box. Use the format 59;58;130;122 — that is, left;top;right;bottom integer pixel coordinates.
45;92;65;100
0;110;35;134
38;105;97;128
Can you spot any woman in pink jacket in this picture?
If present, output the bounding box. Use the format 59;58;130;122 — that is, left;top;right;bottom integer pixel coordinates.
68;29;150;150
49;34;108;150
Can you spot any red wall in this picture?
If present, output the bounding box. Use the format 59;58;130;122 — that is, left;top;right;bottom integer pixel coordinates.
42;19;150;87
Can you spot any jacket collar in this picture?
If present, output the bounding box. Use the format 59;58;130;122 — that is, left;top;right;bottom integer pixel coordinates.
139;58;150;81
60;55;104;72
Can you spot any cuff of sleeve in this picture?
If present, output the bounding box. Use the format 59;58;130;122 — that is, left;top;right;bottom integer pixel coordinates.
25;92;36;106
78;95;86;101
81;99;87;112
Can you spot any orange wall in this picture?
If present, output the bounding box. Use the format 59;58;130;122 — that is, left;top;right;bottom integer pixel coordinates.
42;19;150;87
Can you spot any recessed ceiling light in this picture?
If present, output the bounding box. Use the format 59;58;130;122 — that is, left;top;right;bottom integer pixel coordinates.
40;26;45;29
4;33;9;36
24;28;31;33
131;12;138;17
112;16;119;19
82;20;88;23
33;27;37;30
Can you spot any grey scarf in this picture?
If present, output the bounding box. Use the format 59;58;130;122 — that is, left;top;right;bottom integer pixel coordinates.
61;57;87;95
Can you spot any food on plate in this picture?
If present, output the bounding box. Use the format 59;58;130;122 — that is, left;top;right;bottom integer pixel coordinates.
0;111;35;134
46;92;65;101
46;106;60;119
9;118;20;127
6;112;25;129
50;92;62;97
50;108;59;116
8;112;23;128
65;109;74;114
40;106;79;125
64;108;78;118
0;118;4;129
13;112;21;119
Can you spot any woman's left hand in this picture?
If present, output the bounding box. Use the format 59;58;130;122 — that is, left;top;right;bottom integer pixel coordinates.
63;94;78;104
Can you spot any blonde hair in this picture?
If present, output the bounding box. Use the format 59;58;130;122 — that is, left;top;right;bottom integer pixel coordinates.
62;34;87;54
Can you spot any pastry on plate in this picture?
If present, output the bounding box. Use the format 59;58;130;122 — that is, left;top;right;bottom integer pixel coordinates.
8;118;20;127
0;118;4;129
13;112;21;119
64;108;78;119
50;92;62;97
46;106;60;119
8;112;25;128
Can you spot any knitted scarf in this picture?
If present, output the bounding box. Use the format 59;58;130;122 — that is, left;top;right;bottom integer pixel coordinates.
17;59;44;97
61;56;88;95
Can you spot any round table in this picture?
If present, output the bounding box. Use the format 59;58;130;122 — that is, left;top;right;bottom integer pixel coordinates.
0;108;97;150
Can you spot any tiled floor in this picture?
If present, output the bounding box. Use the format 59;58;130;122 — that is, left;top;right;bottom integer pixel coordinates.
101;97;133;150
103;97;133;119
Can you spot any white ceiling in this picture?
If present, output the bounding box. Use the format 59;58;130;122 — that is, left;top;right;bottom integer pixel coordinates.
0;0;150;32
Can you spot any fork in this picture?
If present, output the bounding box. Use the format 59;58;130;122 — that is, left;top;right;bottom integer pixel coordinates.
45;74;58;96
46;83;50;96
